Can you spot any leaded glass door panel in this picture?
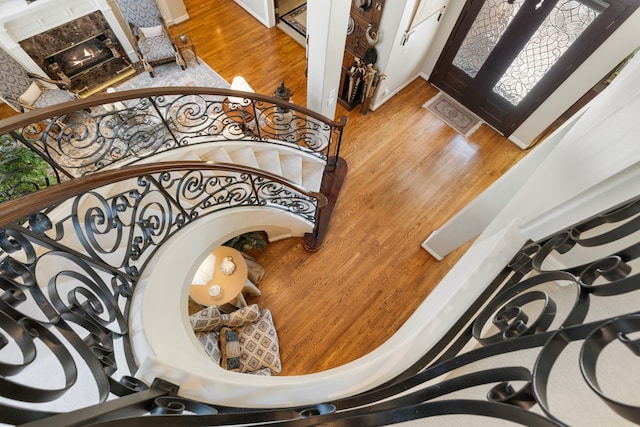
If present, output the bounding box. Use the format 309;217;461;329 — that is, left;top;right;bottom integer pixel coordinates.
429;0;639;136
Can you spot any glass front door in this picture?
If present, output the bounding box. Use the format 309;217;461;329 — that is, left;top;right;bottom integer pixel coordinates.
429;0;639;136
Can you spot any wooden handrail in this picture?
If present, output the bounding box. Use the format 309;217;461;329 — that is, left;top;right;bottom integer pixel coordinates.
0;85;344;252
0;161;327;228
0;86;348;134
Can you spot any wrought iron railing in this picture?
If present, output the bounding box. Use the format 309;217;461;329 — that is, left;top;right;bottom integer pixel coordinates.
0;162;326;426
0;87;347;202
2;83;638;426
0;161;639;425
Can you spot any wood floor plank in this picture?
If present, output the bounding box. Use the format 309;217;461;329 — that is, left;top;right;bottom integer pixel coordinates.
167;0;528;376
2;0;530;377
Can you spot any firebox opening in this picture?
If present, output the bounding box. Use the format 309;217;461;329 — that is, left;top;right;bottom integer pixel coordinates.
45;33;113;79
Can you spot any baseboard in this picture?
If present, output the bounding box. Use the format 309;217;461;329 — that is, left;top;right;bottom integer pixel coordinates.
234;0;275;28
369;91;396;111
265;231;293;242
370;73;422;111
421;235;445;261
507;135;531;150
276;21;306;47
167;14;189;26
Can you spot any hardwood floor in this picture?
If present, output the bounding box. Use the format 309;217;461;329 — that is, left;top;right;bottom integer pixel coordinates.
169;0;528;376
0;0;529;376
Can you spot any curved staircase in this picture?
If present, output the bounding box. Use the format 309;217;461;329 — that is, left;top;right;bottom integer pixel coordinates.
0;86;353;421
3;85;637;426
143;141;326;192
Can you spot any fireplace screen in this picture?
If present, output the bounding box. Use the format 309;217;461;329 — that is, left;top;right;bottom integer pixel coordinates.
46;33;113;78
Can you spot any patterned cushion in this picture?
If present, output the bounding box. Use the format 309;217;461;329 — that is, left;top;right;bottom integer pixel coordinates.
247;368;272;376
192;306;281;375
236;309;281;374
196;331;221;365
33;88;76;108
190;304;260;333
0;48;32;100
116;0;162;27
139;35;176;62
191;306;223;332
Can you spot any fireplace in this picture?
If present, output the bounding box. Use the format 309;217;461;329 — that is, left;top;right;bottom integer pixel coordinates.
46;33;114;79
19;11;136;97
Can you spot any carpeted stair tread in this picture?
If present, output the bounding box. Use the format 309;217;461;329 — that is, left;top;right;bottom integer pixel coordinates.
254;149;283;176
279;153;303;185
226;147;260;168
301;159;324;192
200;147;233;164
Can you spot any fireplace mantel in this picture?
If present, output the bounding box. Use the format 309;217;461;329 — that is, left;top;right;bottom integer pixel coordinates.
0;0;138;78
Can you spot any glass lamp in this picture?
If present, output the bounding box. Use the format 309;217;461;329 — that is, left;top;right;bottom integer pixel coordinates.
228;76;254;105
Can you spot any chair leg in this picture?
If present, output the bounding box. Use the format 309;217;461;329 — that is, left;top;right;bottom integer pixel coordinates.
228;292;248;309
243;279;261;296
143;59;154;78
176;52;187;71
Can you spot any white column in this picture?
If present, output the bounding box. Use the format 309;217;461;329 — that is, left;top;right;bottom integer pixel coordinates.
0;25;43;74
98;0;139;63
306;0;350;119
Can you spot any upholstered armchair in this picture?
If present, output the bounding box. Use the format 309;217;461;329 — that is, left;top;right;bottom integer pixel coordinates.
115;0;186;77
0;48;78;113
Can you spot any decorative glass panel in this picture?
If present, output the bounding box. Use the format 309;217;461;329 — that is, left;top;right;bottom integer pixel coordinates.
452;0;525;78
493;0;603;105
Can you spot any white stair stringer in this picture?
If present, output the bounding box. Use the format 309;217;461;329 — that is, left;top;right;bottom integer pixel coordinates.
24;142;333;410
133;213;530;409
42;141;327;259
132;207;314;388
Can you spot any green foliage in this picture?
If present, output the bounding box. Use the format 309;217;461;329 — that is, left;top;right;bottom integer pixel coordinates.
0;134;51;202
224;231;268;253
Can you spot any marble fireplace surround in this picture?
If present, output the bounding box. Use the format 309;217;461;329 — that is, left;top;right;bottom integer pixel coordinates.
0;0;139;86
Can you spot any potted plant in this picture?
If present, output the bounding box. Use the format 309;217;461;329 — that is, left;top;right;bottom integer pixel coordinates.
0;134;51;202
223;231;268;254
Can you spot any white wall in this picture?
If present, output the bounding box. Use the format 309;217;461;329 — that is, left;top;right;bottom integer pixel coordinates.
235;1;445;116
370;0;446;110
156;0;189;25
482;49;640;243
234;0;275;28
235;0;640;147
420;0;640;149
423;44;640;260
306;0;350;119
